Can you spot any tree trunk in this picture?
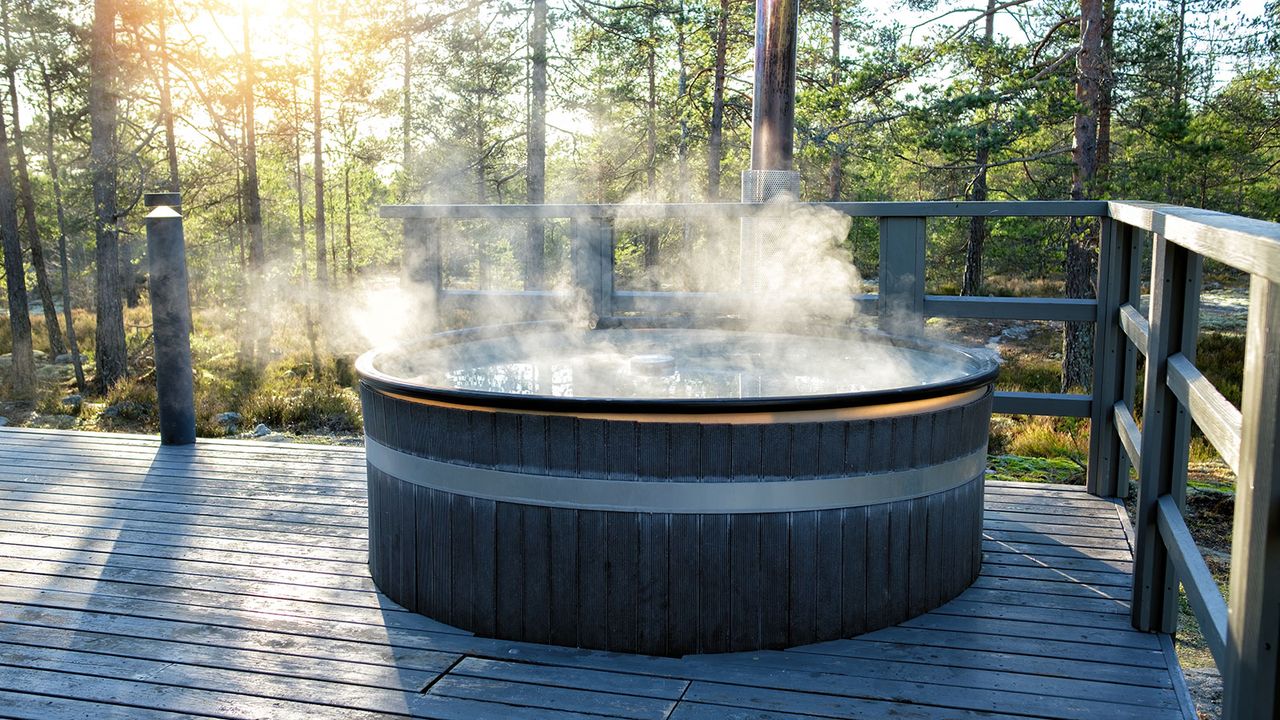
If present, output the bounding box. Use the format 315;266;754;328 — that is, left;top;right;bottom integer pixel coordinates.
41;64;85;389
293;80;320;373
3;0;64;356
312;1;328;292
1096;0;1114;184
643;34;659;271
344;164;353;284
962;0;996;297
241;2;266;365
0;85;32;398
676;0;689;199
827;0;842;200
90;0;126;391
525;0;546;290
159;11;179;191
1063;0;1104;392
707;0;730;200
401;0;414;201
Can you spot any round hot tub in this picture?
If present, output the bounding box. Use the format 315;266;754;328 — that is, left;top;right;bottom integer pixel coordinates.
356;321;996;656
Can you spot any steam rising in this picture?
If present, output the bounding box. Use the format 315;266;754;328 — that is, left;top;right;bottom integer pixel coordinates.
356;198;984;399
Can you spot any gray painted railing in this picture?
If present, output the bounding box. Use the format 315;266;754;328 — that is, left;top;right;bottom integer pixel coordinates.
1102;201;1280;720
382;198;1280;718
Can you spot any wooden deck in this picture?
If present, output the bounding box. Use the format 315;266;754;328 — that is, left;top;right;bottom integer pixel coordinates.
0;426;1196;719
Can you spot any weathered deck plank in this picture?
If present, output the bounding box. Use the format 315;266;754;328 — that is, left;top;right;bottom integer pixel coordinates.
0;428;1195;719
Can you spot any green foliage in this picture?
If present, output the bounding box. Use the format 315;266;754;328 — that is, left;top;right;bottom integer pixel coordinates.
241;370;363;434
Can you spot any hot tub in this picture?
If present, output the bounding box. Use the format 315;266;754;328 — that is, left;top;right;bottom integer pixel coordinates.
356;320;997;655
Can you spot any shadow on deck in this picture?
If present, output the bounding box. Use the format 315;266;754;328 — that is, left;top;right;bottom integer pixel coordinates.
0;427;1196;719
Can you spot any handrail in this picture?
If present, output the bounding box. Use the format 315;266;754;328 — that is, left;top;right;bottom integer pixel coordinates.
383;199;1109;219
1108;201;1280;282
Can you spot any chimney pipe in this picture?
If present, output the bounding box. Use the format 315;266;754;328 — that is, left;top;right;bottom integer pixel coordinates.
750;0;798;172
740;0;801;294
742;0;800;202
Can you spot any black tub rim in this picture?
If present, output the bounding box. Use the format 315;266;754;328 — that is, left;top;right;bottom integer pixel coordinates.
355;319;999;414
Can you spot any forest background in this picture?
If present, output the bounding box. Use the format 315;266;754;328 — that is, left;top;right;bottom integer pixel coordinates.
0;0;1274;451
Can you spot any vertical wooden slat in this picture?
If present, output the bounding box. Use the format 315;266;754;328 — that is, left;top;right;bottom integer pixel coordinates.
761;514;789;647
570;215;614;323
886;500;910;625
548;507;579;647
841;506;868;636
471;498;497;637
493;413;520;472
402;218;441;329
698;514;730;652
577;419;606;477
669;424;700;480
701;425;731;480
1089;217;1123;497
495;502;524;638
668;514;699;655
761;424;790;480
816;422;845;475
815;508;843;640
926;491;946;609
1117;229;1143;490
448;493;474;629
907;496;929;617
789;510;818;646
637;423;669;480
606;421;637;481
865;506;891;629
522;505;551;644
729;513;761;651
519;414;548;472
731;425;763;481
365;466;381;594
577;510;607;650
877;216;926;332
412;484;431;617
545;415;576;474
1223;276;1280;720
636;513;670;656
1133;234;1201;633
609;511;643;656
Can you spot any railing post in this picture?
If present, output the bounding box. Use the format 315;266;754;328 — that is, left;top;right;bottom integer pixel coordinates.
571;215;614;325
144;192;195;446
403;219;442;330
1088;218;1138;497
877;216;926;332
1223;275;1280;720
1133;233;1202;632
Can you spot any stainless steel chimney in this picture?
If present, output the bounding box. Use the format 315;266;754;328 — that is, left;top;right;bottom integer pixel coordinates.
741;0;801;293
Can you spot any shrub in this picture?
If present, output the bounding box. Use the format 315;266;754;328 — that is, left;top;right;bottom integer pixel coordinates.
242;374;362;434
100;376;159;429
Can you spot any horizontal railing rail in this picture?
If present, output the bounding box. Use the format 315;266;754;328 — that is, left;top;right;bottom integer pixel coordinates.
383;200;1110;219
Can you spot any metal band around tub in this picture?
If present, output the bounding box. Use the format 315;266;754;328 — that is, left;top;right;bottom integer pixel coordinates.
364;438;988;514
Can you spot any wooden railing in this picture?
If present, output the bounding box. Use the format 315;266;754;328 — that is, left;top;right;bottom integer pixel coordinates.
1101;202;1280;719
383;199;1280;718
384;200;1106;421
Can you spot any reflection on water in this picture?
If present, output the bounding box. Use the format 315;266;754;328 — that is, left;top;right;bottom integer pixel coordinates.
380;328;981;400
